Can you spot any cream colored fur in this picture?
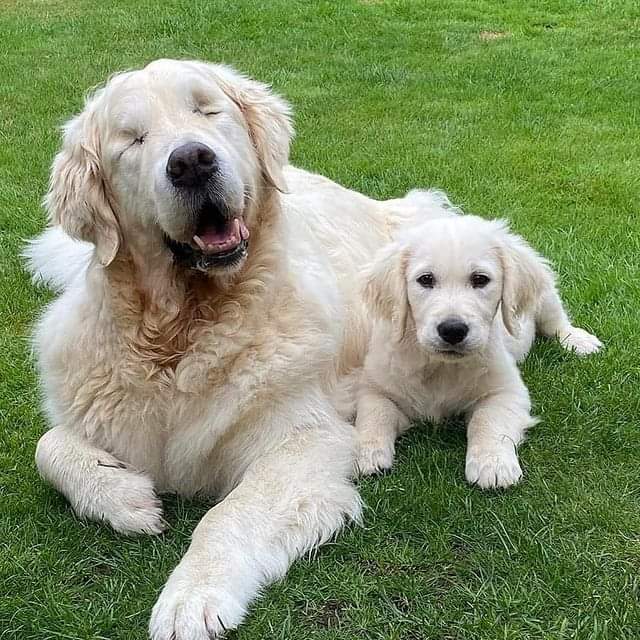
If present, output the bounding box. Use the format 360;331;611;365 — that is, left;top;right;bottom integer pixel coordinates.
25;59;450;639
355;215;602;487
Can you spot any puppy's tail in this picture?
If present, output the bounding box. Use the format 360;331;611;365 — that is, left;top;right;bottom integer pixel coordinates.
22;227;93;292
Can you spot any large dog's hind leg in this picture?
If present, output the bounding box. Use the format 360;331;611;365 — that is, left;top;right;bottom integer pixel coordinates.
35;426;165;535
149;412;360;639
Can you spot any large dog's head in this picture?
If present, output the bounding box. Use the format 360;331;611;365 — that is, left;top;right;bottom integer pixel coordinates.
364;215;553;360
45;59;293;275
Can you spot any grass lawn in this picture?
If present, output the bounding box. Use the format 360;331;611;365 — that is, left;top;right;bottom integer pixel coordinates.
1;1;639;638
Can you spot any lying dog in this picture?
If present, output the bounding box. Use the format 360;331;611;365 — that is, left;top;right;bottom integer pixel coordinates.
24;59;446;638
355;214;602;487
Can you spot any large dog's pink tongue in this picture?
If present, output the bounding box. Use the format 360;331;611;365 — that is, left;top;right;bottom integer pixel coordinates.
193;218;249;254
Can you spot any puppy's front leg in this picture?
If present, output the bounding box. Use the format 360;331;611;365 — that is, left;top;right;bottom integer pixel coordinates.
149;417;360;640
355;390;410;476
36;426;165;534
465;371;537;490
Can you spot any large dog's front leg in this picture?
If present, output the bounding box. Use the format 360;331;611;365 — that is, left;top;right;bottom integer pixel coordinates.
149;419;360;639
35;426;165;534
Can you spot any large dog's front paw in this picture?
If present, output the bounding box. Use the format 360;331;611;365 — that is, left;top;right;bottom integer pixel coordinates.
92;460;165;535
149;557;246;640
109;472;165;535
355;438;395;476
465;446;522;489
559;327;602;356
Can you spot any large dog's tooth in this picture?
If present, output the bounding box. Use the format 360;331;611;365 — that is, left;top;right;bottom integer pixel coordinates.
193;235;207;251
239;218;250;240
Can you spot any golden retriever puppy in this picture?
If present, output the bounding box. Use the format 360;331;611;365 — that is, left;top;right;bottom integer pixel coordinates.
24;59;449;639
355;215;602;487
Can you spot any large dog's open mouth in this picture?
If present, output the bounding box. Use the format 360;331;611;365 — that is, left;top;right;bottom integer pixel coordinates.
164;199;250;272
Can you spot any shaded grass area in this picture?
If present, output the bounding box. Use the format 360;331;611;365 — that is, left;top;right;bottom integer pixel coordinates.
1;1;639;638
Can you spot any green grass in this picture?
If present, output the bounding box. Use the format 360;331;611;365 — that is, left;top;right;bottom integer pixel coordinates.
1;1;639;638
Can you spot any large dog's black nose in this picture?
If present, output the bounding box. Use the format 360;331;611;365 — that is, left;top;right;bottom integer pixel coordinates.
437;318;469;345
167;142;217;188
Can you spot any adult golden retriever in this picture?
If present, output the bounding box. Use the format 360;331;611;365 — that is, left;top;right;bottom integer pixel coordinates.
25;59;446;638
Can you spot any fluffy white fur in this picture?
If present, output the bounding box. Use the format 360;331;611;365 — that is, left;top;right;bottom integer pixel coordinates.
26;59;450;639
355;215;602;488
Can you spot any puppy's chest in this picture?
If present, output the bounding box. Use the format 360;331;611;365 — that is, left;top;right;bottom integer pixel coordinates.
369;353;482;421
416;369;480;420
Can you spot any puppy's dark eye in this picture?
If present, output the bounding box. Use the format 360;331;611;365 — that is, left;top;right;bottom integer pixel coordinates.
133;133;146;145
417;273;435;288
470;273;490;288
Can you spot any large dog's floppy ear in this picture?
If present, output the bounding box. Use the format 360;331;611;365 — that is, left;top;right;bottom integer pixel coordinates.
494;220;554;337
45;95;121;267
210;65;294;192
363;243;412;342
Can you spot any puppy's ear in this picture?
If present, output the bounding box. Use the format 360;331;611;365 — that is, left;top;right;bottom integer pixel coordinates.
495;221;554;337
363;243;412;342
211;65;294;192
45;102;120;266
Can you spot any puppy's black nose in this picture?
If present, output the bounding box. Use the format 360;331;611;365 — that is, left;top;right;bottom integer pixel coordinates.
167;142;217;188
437;318;469;345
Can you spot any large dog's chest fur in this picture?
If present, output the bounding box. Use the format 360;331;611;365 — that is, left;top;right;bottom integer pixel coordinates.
44;280;333;493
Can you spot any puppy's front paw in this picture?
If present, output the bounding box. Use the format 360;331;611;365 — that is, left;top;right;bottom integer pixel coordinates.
559;327;602;356
465;446;522;489
355;438;395;476
149;557;245;640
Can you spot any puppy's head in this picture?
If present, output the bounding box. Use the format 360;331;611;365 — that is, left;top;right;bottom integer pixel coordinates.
45;59;293;275
365;215;552;360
